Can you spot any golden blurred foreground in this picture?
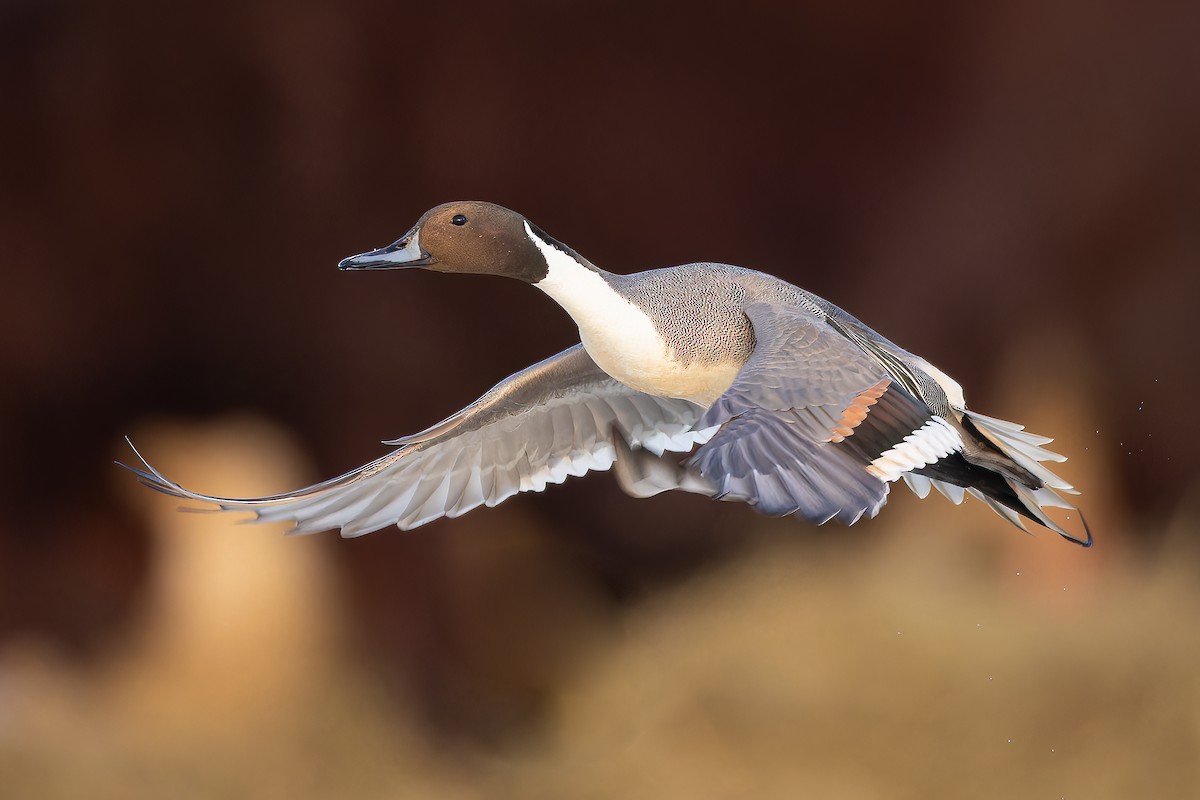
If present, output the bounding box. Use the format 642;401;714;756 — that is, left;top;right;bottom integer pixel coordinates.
1;418;1196;799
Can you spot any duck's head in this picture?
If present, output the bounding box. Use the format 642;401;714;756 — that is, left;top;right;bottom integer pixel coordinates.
338;201;576;283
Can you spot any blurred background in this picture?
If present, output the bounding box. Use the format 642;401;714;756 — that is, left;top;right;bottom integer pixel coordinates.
2;1;1199;797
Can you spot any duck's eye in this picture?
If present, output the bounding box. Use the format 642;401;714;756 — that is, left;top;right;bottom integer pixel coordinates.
451;214;468;226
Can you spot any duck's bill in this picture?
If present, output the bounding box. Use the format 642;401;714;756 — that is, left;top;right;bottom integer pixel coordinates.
338;230;433;270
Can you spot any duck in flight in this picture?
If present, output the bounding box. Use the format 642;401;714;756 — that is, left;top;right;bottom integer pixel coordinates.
124;201;1090;546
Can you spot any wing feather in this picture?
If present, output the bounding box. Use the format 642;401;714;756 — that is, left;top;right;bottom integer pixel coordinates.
123;345;709;536
689;303;931;525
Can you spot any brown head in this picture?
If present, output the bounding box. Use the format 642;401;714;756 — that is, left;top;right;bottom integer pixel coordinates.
338;201;576;283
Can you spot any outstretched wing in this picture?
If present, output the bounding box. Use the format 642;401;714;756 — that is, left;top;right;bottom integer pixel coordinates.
124;345;714;536
688;303;962;525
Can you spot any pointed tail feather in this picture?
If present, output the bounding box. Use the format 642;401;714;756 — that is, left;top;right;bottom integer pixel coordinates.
899;413;1093;547
963;411;1092;547
964;410;1078;494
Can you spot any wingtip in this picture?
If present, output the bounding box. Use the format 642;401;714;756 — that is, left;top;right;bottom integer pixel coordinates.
119;436;159;480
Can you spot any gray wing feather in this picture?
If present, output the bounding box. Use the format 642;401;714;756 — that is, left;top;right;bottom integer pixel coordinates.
697;303;891;438
124;345;709;536
689;303;928;525
690;408;889;525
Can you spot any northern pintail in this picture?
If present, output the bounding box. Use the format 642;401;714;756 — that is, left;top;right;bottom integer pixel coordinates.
124;201;1090;545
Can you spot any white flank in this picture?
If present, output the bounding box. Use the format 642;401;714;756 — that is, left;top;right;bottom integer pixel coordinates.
915;358;966;410
867;416;963;482
527;222;731;404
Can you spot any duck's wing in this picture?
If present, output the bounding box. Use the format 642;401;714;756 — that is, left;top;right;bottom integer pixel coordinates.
689;303;961;526
123;345;714;536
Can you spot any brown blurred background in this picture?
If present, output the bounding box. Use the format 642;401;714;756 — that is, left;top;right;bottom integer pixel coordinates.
2;1;1199;797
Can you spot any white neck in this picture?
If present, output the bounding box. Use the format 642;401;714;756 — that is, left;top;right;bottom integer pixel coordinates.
524;222;675;384
526;222;622;321
522;222;739;405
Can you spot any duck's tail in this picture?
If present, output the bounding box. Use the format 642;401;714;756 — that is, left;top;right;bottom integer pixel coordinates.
901;409;1092;547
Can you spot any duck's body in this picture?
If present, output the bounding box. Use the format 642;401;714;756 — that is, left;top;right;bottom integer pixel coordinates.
536;255;757;405
126;202;1089;545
